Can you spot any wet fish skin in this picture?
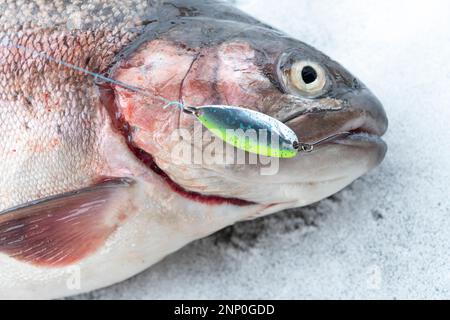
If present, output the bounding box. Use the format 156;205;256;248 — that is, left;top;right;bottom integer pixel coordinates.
0;0;387;299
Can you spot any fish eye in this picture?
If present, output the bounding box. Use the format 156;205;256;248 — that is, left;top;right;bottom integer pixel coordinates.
287;61;328;98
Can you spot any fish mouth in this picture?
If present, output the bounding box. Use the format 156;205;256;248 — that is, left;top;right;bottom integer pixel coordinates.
328;130;387;166
325;123;387;168
315;127;387;154
285;88;388;157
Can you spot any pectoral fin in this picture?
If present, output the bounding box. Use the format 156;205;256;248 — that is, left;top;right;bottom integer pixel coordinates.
0;178;135;267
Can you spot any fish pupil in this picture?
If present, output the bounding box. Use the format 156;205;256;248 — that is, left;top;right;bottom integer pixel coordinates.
301;66;318;84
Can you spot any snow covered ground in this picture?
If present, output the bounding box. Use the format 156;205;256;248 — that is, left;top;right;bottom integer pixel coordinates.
78;0;450;299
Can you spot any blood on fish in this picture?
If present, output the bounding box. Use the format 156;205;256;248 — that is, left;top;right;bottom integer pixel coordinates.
132;146;253;206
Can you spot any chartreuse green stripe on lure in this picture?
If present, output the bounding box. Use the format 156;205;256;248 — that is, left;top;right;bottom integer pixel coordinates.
181;105;350;159
190;105;298;158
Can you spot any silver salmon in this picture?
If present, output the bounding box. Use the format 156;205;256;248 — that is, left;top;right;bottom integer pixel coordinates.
0;0;387;299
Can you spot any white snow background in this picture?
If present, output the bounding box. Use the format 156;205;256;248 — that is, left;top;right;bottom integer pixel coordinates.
77;0;450;299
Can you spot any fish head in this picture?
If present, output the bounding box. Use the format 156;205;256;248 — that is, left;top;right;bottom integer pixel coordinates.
110;7;388;211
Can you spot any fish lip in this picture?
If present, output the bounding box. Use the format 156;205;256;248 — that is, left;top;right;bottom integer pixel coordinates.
333;131;388;168
332;131;387;147
282;88;389;173
338;88;389;137
286;88;388;148
308;127;387;156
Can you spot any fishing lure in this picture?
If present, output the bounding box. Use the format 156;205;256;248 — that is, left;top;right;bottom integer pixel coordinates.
179;104;349;159
184;105;300;158
1;40;348;159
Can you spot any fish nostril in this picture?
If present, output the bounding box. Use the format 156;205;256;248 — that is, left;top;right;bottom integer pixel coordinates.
352;78;363;90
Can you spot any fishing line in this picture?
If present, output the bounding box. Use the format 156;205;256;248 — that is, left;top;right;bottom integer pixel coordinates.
0;38;182;109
